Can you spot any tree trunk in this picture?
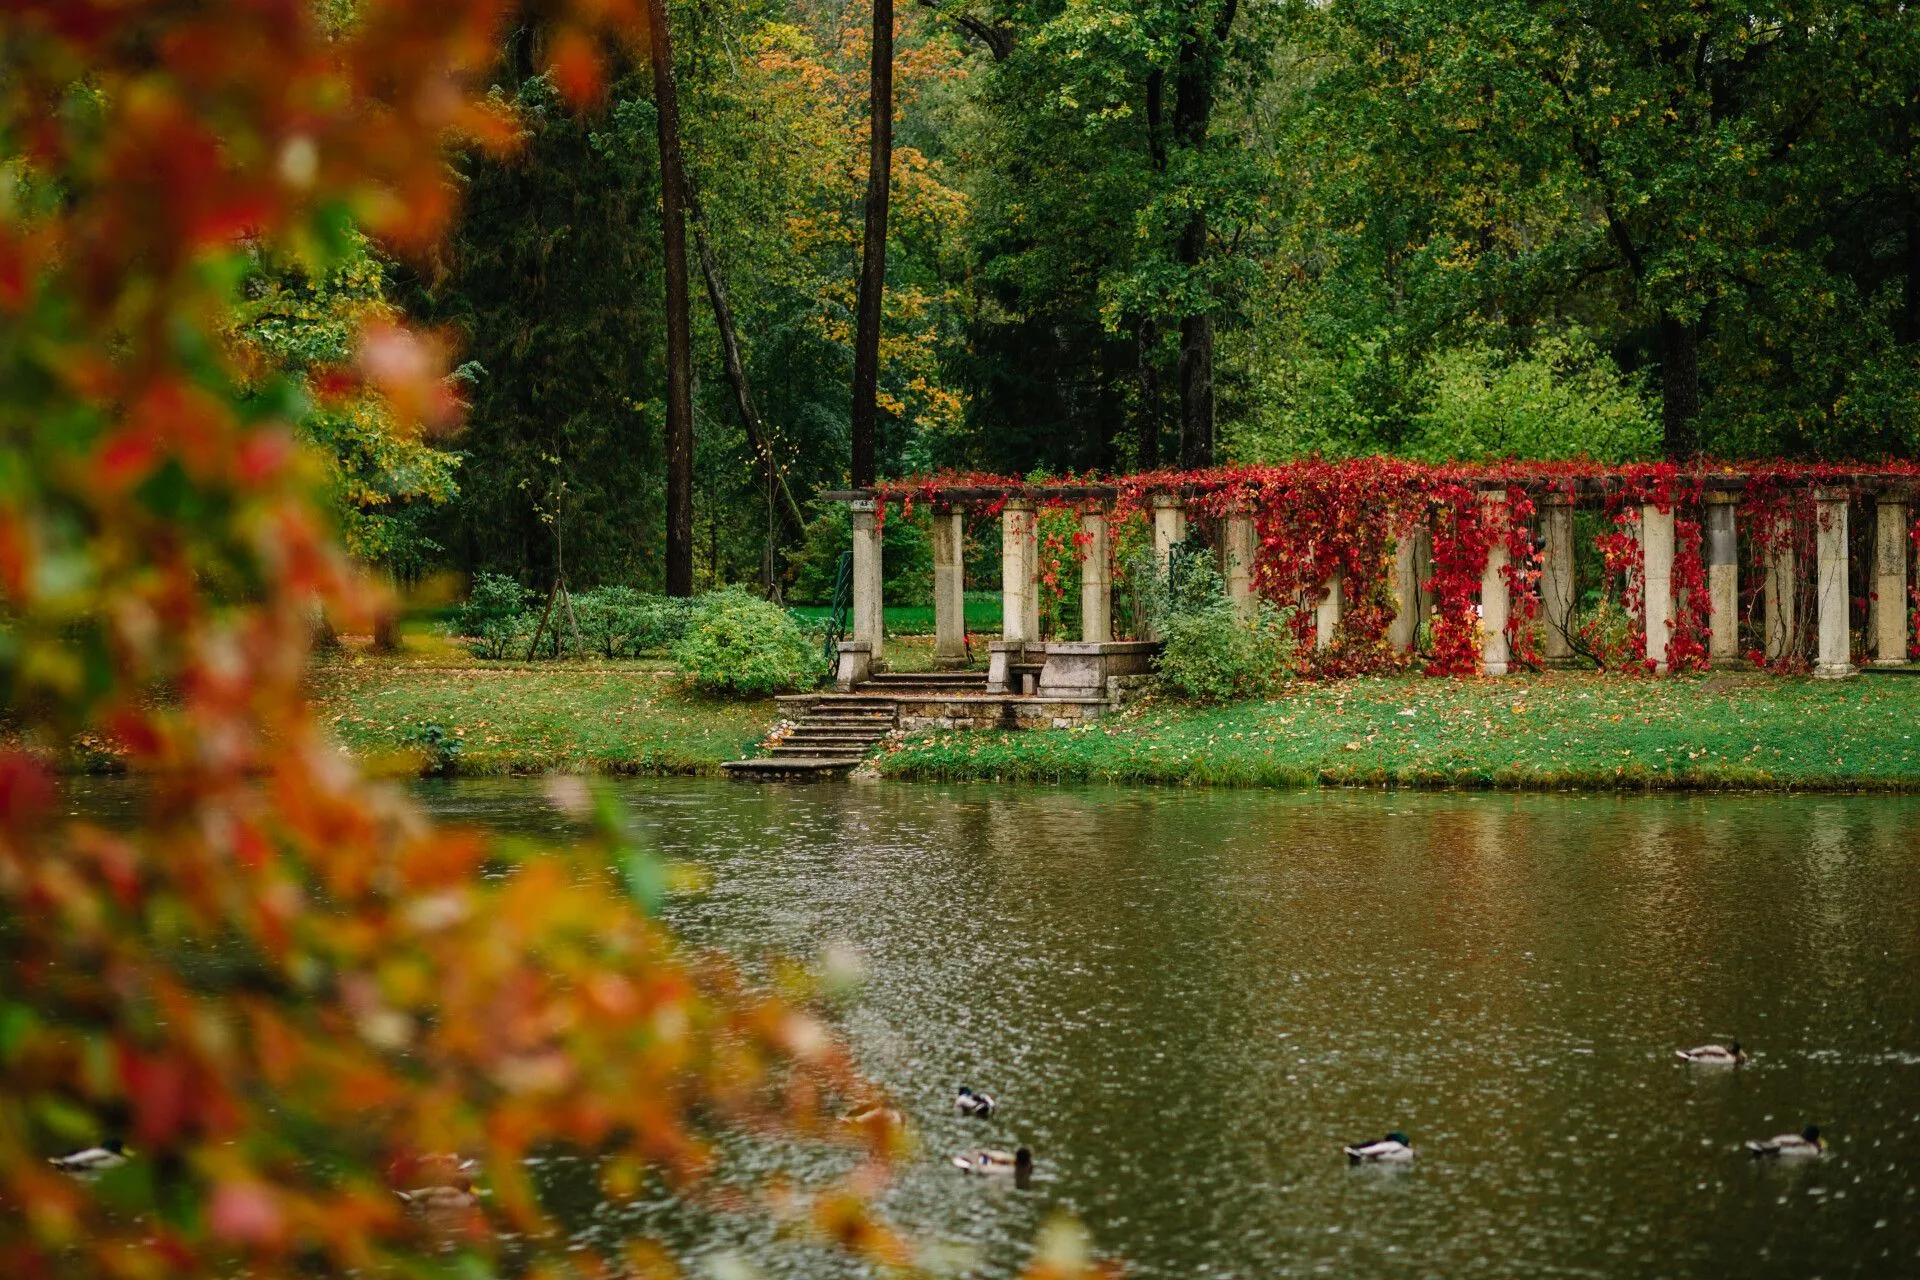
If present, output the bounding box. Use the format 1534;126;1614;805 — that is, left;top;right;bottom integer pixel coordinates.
689;210;807;542
851;0;894;489
1659;315;1700;458
1136;317;1161;469
1169;0;1237;470
647;0;695;596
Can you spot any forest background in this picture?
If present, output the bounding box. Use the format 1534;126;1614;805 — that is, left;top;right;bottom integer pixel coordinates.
310;0;1920;599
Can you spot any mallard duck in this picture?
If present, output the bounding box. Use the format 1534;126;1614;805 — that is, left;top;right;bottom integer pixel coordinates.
49;1139;128;1173
1676;1041;1745;1065
951;1147;1031;1177
1747;1125;1825;1158
1344;1132;1414;1164
840;1103;906;1130
954;1086;996;1118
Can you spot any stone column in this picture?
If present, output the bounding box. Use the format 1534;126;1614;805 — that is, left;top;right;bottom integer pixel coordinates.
1388;527;1419;652
1151;493;1187;573
1080;504;1111;643
931;505;967;667
1874;490;1908;665
1641;503;1675;674
1704;492;1740;665
1814;488;1855;679
1540;494;1575;662
850;498;883;661
1315;571;1343;650
1224;505;1257;622
1001;499;1038;648
1480;491;1510;676
1764;523;1797;663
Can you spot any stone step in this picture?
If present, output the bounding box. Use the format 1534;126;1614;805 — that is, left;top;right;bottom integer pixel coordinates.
782;733;885;746
766;744;867;759
723;757;856;779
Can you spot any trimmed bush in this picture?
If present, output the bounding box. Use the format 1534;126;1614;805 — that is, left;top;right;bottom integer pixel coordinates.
1150;552;1298;703
457;572;533;660
672;587;819;697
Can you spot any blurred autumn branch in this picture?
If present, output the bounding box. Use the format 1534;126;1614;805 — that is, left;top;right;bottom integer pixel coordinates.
0;3;1110;1276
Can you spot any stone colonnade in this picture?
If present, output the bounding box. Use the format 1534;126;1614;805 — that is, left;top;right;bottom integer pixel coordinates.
844;484;1908;680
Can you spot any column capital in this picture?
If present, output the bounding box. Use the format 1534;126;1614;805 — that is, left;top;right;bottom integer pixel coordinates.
1001;496;1035;513
1703;490;1739;506
1150;492;1185;511
1539;490;1575;508
848;496;878;515
1813;486;1851;504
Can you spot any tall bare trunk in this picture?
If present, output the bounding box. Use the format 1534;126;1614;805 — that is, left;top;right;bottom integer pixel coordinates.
851;0;893;489
1170;0;1236;470
1659;315;1700;459
647;0;695;596
689;210;806;542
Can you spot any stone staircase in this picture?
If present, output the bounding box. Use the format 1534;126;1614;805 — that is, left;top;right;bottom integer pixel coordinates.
858;670;989;695
722;695;897;779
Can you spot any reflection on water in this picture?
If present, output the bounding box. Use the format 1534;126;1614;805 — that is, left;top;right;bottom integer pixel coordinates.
64;778;1920;1277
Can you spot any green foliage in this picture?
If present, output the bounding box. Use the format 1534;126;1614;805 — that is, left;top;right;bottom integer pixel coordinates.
1151;552;1297;703
572;587;699;658
1401;331;1659;463
786;503;935;606
672;587;820;696
456;572;534;660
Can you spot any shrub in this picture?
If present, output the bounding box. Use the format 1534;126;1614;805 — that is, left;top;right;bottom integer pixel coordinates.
673;587;820;696
572;587;698;658
457;572;532;659
1150;553;1298;703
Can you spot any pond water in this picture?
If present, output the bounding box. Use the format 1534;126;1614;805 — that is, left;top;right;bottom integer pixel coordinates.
66;778;1920;1277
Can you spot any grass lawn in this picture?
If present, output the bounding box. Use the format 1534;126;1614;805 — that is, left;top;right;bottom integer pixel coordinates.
308;650;774;775
878;670;1920;791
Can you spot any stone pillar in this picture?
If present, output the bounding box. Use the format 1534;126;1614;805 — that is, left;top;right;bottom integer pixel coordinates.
850;498;883;662
1541;494;1575;662
1315;571;1343;650
1704;492;1740;665
1874;491;1908;665
1764;526;1797;663
1080;505;1111;644
1388;528;1419;652
1814;488;1855;679
931;505;966;667
1224;505;1256;622
1480;491;1510;676
1641;503;1675;673
1151;494;1187;573
1001;499;1038;648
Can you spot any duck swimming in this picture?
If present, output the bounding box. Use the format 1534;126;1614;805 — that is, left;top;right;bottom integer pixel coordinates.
952;1147;1031;1178
49;1139;128;1173
1676;1041;1745;1065
1344;1132;1414;1164
1747;1125;1825;1158
955;1087;996;1118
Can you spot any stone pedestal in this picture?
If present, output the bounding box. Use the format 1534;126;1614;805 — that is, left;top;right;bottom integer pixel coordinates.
1314;572;1343;650
1001;499;1039;646
850;498;884;664
1480;492;1510;676
1814;489;1855;679
1704;492;1740;664
835;640;873;692
1874;493;1908;665
1035;640;1163;698
931;506;967;667
1641;503;1675;673
1224;506;1256;622
1388;529;1419;653
1541;495;1574;662
1080;506;1111;643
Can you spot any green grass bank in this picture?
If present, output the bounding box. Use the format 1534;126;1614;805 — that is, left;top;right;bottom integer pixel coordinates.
877;670;1920;791
309;654;772;775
